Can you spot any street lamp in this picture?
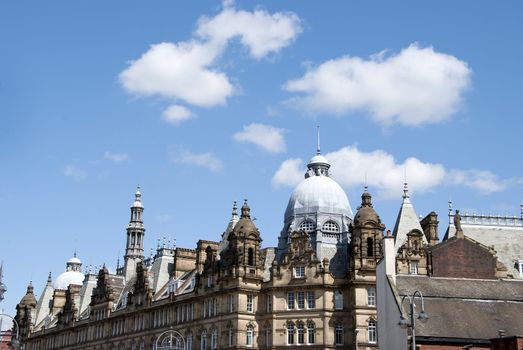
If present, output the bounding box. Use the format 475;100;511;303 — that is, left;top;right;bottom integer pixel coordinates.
398;291;429;350
0;313;21;350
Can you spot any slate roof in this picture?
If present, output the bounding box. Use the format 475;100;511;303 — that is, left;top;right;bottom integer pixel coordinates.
445;223;523;279
396;275;523;340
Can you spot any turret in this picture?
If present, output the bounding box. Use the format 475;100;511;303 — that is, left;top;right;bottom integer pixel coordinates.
124;186;146;280
15;282;37;340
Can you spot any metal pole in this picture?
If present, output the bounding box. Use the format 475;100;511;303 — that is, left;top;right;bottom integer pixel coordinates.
410;301;416;350
0;313;20;349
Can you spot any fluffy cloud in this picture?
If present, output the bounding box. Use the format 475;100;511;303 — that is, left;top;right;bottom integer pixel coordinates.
163;105;195;125
120;3;301;121
285;44;472;127
170;149;224;173
272;146;509;198
104;151;129;162
233;123;286;153
120;42;231;108
272;158;304;188
447;169;507;194
196;5;302;59
325;146;446;198
64;164;87;180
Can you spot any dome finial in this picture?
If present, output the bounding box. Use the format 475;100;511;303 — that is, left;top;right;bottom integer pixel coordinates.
403;182;410;199
316;125;321;155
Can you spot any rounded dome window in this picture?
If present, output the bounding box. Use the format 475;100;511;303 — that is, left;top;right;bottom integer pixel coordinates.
299;220;316;233
322;221;340;233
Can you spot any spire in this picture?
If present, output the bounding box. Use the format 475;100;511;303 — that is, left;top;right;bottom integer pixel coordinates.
392;183;427;252
241;199;251;219
0;262;5;302
316;125;321;155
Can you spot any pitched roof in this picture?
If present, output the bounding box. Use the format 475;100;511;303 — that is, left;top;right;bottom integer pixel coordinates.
392;184;427;252
396;276;523;340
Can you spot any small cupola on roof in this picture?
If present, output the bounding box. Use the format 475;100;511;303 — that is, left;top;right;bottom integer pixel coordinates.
54;253;85;290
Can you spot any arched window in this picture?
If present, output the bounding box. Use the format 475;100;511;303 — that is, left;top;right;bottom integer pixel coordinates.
335;324;344;345
248;247;254;266
307;321;315;344
297;322;305;344
367;237;374;257
210;328;218;349
186;332;193;350
200;330;207;350
287;323;295;345
322;221;340;233
368;320;377;343
246;326;254;347
299;220;316;233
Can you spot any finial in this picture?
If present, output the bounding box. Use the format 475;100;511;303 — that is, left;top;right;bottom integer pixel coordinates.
163;236;166;248
116;256;120;269
316;125;321;155
172;238;177;249
157;238;160;249
74;249;77;258
47;272;52;283
402;182;409;199
520;204;523;218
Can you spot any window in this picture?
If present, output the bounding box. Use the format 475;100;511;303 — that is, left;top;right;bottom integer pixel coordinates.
248;248;254;266
367;237;374;257
322;221;340;233
367;287;376;306
246;326;254;347
294;266;305;278
287;292;295;309
186;333;193;350
299;220;316;233
335;324;344;346
264;326;272;346
265;295;272;312
228;328;234;347
297;291;305;309
297;323;305;345
287;324;294;345
247;294;254;312
207;276;212;288
307;322;315;344
334;290;343;310
307;291;315;309
410;261;419;275
200;330;207;350
227;295;234;313
368;320;377;343
210;329;218;349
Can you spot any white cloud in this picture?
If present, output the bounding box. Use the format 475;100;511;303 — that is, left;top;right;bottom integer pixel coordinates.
104;151;129;162
120;41;232;108
285;44;472;127
233;123;286;153
64;164;87;180
448;169;507;194
271;158;304;188
196;6;302;59
120;4;301;119
272;146;511;198
162;105;195;125
325;146;446;198
170;149;224;173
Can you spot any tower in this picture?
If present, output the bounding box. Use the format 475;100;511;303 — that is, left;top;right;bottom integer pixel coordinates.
124;186;145;280
349;188;384;348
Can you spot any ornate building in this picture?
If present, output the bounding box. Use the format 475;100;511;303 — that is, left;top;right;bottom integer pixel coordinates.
15;145;405;350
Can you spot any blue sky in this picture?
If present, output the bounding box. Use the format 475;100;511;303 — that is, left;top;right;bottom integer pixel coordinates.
1;1;522;316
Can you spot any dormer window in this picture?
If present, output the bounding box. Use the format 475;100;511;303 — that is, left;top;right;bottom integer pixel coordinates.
294;266;305;278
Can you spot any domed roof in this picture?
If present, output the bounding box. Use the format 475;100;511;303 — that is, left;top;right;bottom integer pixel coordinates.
285;175;353;220
67;257;81;264
354;189;381;226
308;154;329;165
54;270;85;290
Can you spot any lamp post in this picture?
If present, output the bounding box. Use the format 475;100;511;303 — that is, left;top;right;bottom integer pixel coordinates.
153;327;185;350
398;291;429;350
0;313;21;350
